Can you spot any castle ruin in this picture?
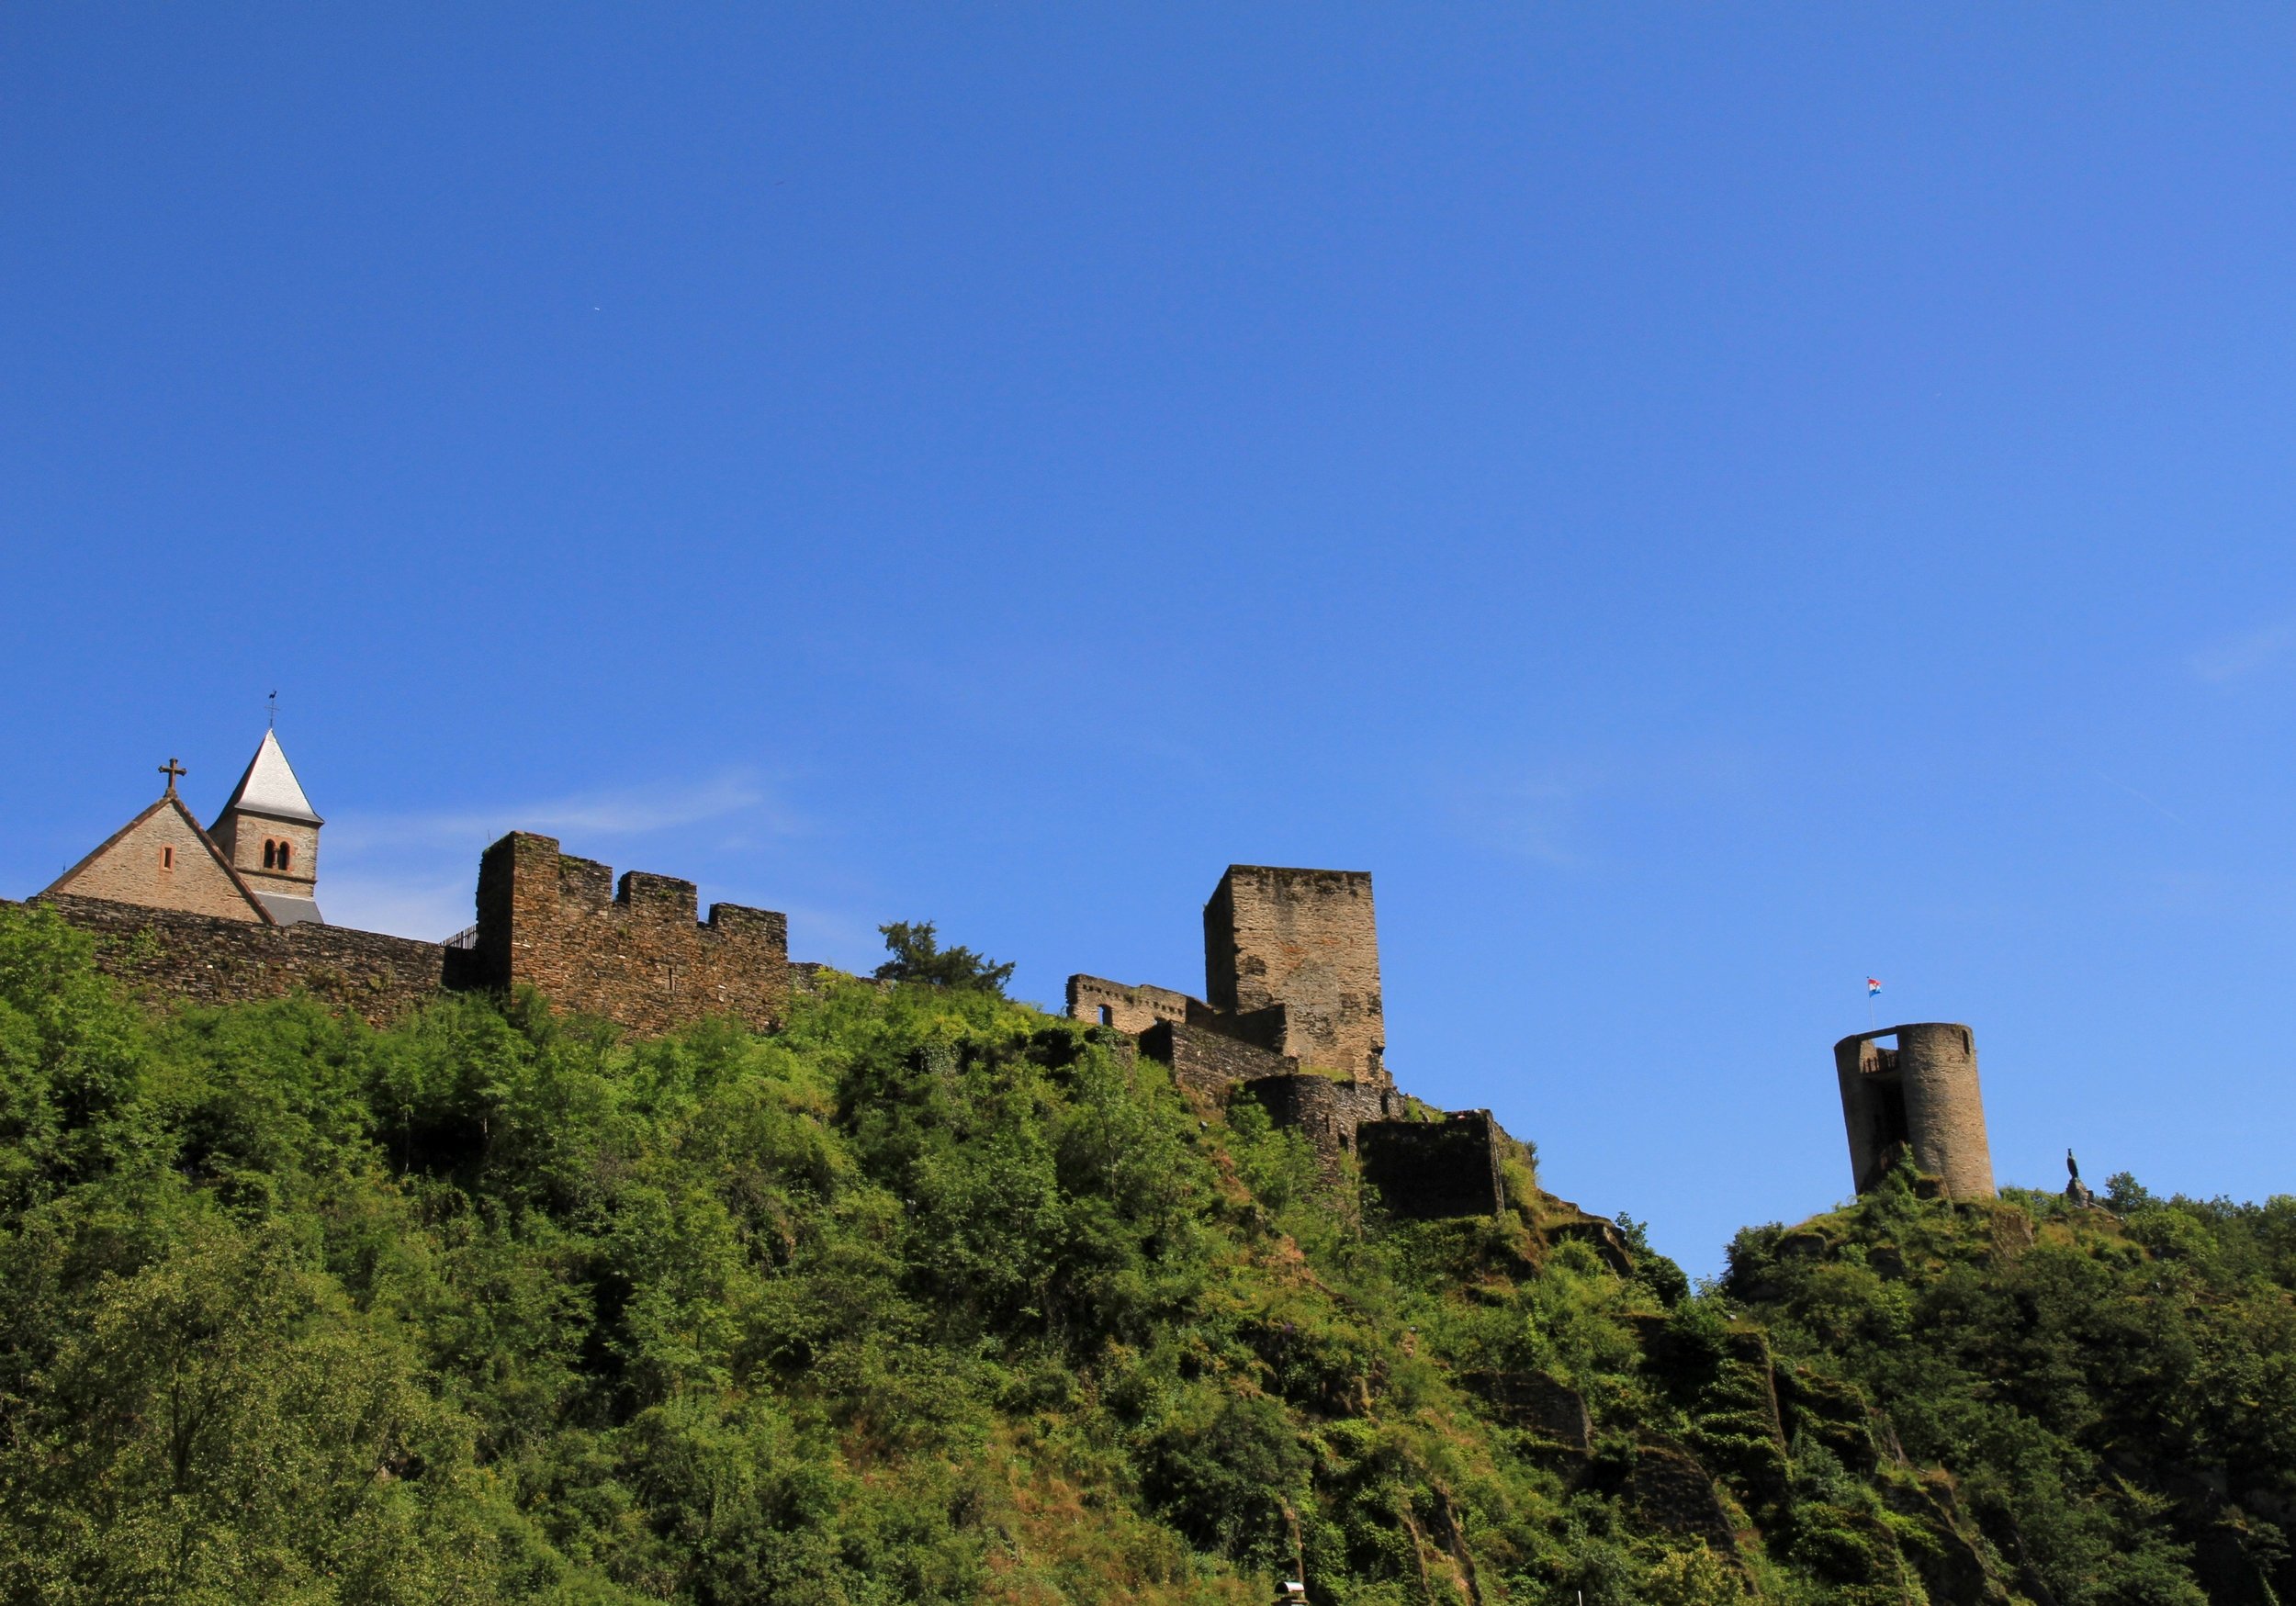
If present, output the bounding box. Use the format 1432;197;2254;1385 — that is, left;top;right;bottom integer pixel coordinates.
1834;1022;1996;1200
16;727;2008;1219
1068;864;1510;1219
12;734;792;1036
1204;865;1386;1082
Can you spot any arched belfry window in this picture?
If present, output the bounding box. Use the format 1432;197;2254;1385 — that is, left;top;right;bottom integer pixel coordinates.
278;842;293;871
263;841;276;869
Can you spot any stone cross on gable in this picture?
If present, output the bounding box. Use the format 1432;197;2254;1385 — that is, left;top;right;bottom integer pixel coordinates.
159;758;186;796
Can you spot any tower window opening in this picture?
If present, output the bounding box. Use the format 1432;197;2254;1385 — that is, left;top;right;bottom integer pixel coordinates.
278;842;293;870
161;846;174;870
1875;1080;1909;1151
1097;1004;1114;1027
263;841;277;869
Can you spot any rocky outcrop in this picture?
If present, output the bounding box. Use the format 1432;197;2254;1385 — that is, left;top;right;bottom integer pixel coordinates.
1457;1370;1593;1452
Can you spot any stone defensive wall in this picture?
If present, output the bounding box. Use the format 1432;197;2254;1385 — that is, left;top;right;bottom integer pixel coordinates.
1066;974;1193;1036
1239;1073;1398;1159
13;831;793;1039
1138;1017;1298;1098
7;893;473;1028
1070;973;1289;1053
1356;1112;1509;1219
474;832;788;1035
1129;1009;1508;1220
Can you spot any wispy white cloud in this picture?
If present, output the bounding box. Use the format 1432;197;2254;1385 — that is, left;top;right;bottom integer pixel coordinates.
2096;772;2186;827
2188;620;2296;685
1445;743;1761;870
314;769;809;940
1457;772;1590;868
327;771;797;853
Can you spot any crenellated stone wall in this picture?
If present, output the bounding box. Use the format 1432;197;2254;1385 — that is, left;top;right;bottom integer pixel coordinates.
472;832;789;1035
19;830;793;1039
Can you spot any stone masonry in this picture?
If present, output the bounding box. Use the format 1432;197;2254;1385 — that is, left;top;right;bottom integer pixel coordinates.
1206;865;1387;1082
47;796;266;923
1834;1022;1996;1200
1356;1112;1510;1219
1138;1018;1300;1100
10;893;469;1026
1241;1073;1400;1159
22;830;792;1039
472;832;790;1035
1066;974;1194;1036
1074;864;1511;1219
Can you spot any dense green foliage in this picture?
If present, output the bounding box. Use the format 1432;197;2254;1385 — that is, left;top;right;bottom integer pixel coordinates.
1726;1160;2296;1605
1;904;2290;1604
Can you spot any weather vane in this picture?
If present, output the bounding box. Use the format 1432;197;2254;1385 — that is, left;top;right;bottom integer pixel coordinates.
267;690;277;729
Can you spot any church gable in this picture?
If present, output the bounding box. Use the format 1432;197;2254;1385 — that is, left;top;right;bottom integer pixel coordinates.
45;794;271;924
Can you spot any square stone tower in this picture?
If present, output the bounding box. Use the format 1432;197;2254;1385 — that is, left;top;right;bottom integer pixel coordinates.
1204;865;1386;1082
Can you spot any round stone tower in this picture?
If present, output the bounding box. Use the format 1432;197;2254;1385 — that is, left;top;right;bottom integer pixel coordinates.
1833;1021;1995;1199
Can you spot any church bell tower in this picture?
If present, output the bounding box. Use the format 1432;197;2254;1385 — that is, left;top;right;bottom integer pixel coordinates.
209;728;325;924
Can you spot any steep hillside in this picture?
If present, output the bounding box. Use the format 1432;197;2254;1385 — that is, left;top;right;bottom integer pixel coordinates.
0;905;2287;1604
1726;1168;2296;1605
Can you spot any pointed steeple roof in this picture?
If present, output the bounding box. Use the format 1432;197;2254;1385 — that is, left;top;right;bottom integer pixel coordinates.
218;729;322;825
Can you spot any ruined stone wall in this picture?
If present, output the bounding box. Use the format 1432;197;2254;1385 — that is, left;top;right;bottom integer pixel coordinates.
1240;1073;1396;1162
1066;974;1195;1034
1138;1018;1299;1100
18;830;794;1039
473;832;789;1035
1835;1023;1995;1200
1834;1034;1902;1195
1187;997;1290;1052
1356;1111;1508;1219
16;894;466;1027
1204;864;1387;1083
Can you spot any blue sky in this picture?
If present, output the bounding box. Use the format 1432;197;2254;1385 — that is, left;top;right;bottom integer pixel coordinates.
7;6;2295;1273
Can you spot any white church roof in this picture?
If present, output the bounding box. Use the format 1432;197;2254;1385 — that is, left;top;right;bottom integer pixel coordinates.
218;729;322;825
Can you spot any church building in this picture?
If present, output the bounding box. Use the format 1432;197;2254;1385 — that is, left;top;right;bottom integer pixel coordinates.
42;728;326;927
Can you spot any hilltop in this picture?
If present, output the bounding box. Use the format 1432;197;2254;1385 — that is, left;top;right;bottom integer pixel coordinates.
0;905;2288;1605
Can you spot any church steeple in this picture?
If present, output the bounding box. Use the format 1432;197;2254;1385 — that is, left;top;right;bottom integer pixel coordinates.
209;729;325;925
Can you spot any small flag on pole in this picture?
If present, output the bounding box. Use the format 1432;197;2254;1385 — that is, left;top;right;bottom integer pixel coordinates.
1866;978;1882;996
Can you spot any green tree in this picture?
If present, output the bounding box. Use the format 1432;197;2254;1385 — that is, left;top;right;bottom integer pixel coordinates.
872;920;1015;995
